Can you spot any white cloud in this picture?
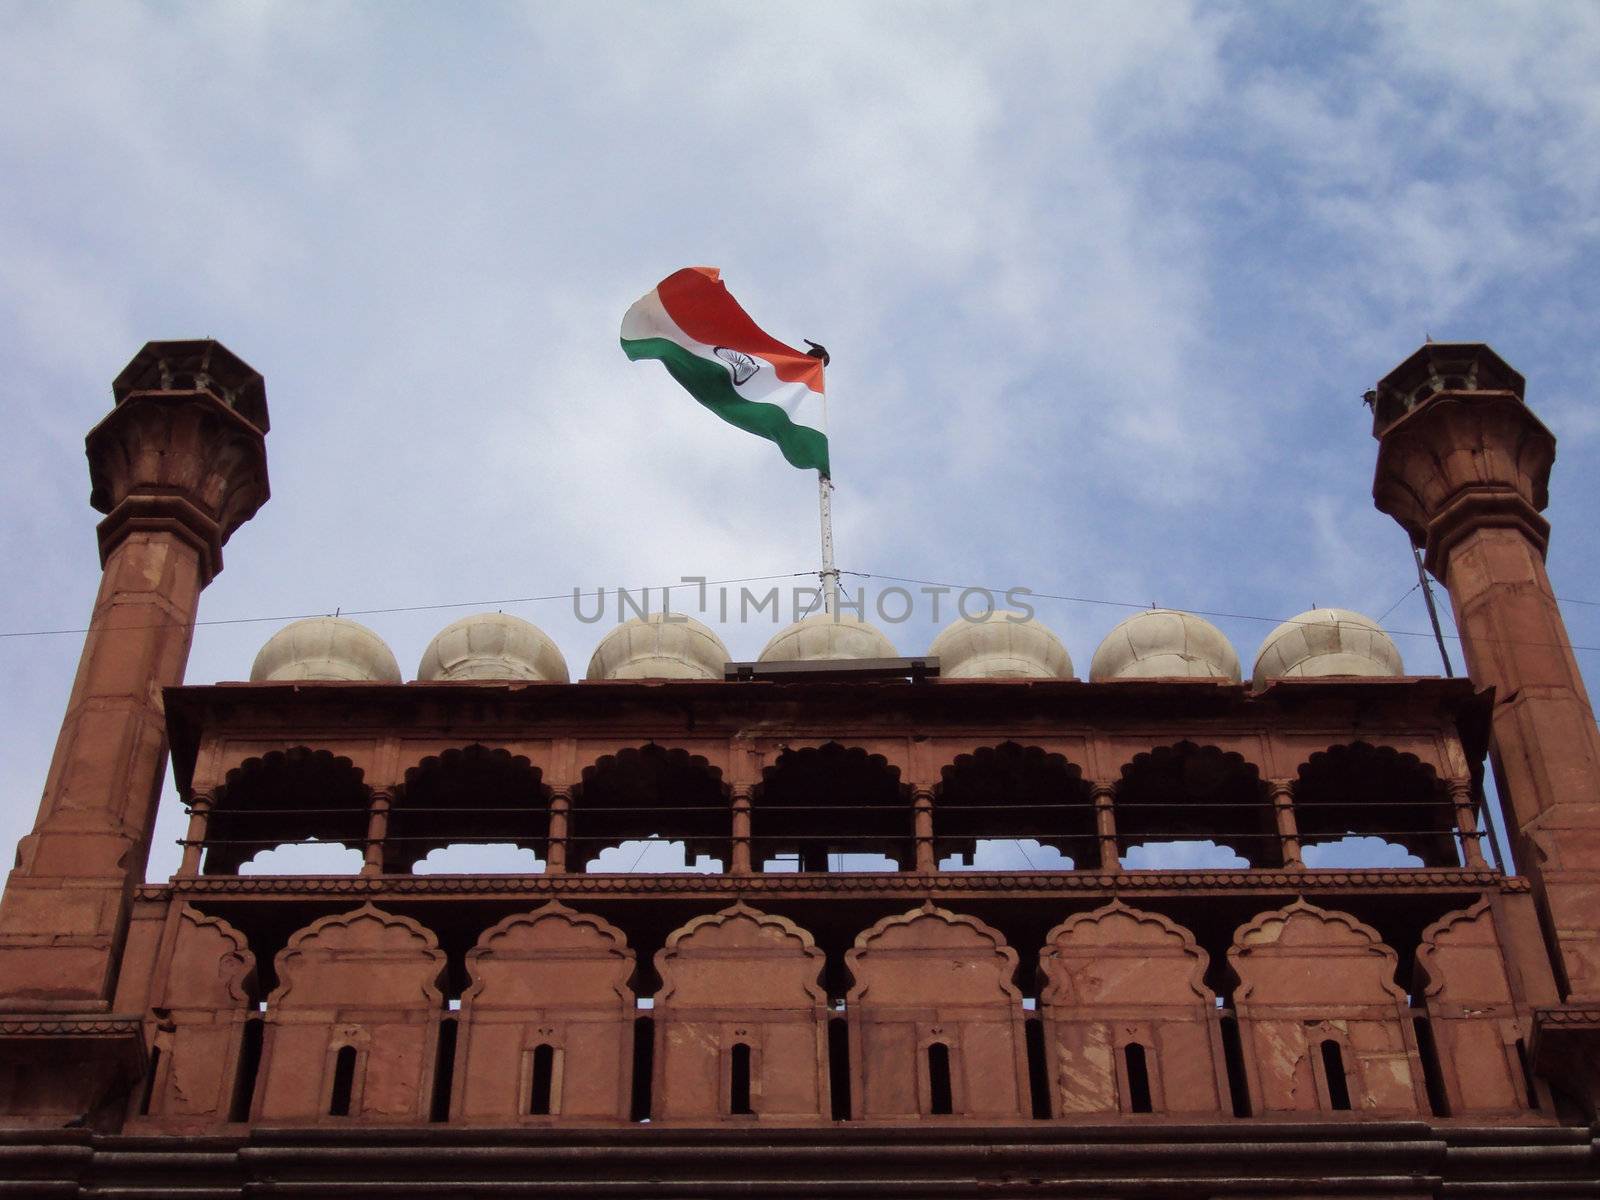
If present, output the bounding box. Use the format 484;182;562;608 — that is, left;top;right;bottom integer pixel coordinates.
2;2;1599;889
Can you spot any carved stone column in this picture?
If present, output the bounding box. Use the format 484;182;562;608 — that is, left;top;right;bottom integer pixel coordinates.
1269;779;1304;869
361;790;394;877
730;785;754;875
912;786;936;874
1449;778;1489;869
545;787;573;876
1092;784;1119;871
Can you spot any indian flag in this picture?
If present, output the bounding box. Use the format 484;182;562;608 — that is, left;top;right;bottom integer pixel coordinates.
621;267;830;476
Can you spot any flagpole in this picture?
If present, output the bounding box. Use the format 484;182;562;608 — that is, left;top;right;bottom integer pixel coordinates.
818;471;839;617
806;341;839;618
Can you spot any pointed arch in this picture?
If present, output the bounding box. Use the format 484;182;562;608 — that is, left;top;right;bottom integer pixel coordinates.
755;743;908;871
140;906;258;1122
206;748;369;875
1115;741;1275;867
573;745;728;871
935;742;1095;868
269;904;445;1009
1039;902;1226;1117
389;744;549;873
1414;899;1530;1114
1294;742;1456;866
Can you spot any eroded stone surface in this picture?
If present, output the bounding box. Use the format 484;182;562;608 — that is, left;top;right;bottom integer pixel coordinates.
257;905;444;1123
138;906;256;1128
1040;902;1227;1116
1229;901;1426;1117
454;903;633;1122
1416;899;1534;1115
846;904;1030;1120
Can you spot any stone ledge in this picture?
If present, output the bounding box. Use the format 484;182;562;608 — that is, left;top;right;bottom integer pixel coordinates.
0;1123;1593;1199
0;1018;142;1040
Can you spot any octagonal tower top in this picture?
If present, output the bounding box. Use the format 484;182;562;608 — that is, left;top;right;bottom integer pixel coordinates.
112;339;270;433
1367;342;1523;438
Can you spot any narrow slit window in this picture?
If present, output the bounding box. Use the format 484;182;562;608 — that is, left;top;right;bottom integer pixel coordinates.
729;1042;753;1115
1320;1039;1352;1111
1218;1014;1251;1117
1123;1042;1153;1113
530;1044;556;1115
430;1018;457;1123
926;1042;953;1115
1024;1018;1052;1120
1411;1016;1449;1117
229;1017;264;1123
828;1017;852;1121
329;1045;358;1117
138;1045;162;1116
629;1016;654;1123
1515;1038;1540;1111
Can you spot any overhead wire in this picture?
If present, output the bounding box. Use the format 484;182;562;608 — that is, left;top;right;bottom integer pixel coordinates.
1;566;1598;655
840;570;1600;655
0;571;816;640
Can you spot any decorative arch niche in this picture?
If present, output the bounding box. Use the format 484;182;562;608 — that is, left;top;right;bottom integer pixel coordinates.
652;903;830;1122
1039;902;1227;1117
1414;899;1533;1115
137;905;258;1125
845;904;1030;1120
1227;900;1426;1118
255;904;446;1124
454;902;635;1123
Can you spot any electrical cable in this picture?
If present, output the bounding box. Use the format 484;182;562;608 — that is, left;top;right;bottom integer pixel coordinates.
4;566;1598;654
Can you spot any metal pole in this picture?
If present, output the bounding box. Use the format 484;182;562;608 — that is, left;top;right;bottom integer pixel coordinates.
815;367;839;618
1475;777;1513;873
1414;544;1455;678
819;472;839;616
1411;543;1511;868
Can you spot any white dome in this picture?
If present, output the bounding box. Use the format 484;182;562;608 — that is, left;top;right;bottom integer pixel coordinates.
928;610;1073;679
758;612;897;663
250;616;401;683
1251;608;1404;688
585;612;728;680
1089;609;1240;682
417;612;568;682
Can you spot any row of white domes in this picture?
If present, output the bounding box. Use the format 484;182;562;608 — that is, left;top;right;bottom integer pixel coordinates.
250;606;1403;689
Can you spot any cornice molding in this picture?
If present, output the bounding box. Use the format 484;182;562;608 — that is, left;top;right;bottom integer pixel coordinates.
138;867;1521;902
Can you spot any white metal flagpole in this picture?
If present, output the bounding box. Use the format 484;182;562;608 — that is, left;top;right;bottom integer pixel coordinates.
818;470;839;617
806;341;838;617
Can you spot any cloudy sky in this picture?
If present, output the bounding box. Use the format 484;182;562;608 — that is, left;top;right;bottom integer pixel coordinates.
3;1;1598;879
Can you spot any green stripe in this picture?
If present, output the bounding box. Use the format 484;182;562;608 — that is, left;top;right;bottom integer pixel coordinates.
621;336;830;476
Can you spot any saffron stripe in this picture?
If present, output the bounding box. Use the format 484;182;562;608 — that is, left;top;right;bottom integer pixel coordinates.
656;268;825;393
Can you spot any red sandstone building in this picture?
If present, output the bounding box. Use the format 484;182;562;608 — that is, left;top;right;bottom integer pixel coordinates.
0;340;1596;1195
